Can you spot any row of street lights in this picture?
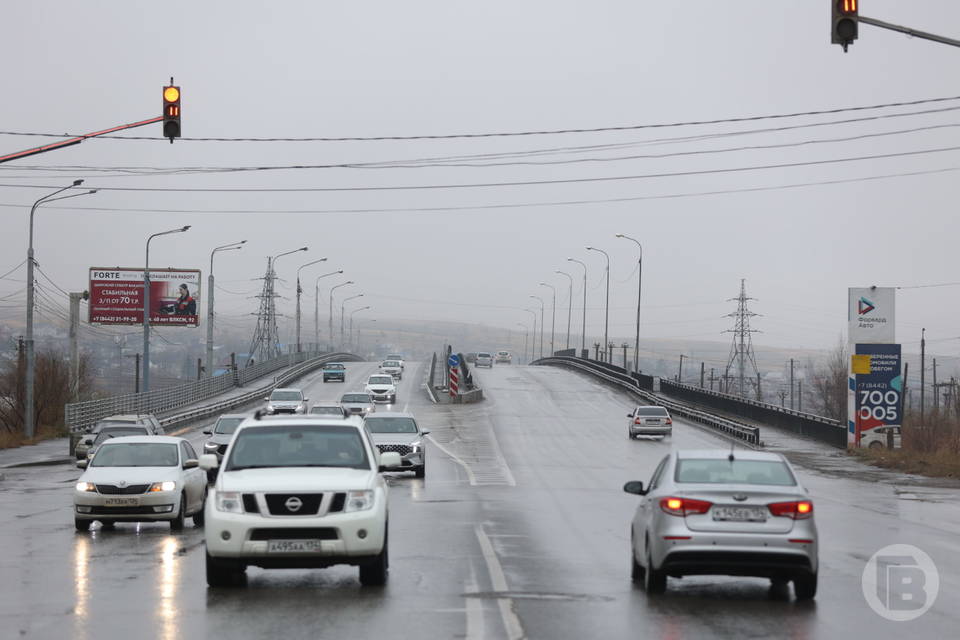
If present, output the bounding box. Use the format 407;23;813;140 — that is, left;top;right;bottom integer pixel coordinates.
22;180;371;437
521;234;642;369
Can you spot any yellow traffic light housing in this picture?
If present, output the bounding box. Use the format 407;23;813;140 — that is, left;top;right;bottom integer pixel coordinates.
162;80;181;142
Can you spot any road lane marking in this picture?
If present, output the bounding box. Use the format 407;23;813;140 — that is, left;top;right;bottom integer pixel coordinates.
465;562;486;640
427;436;478;485
475;524;524;640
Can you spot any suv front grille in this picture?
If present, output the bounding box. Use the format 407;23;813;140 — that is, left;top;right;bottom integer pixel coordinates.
328;492;346;513
242;494;260;513
96;484;149;495
264;493;323;516
377;444;412;456
249;528;338;541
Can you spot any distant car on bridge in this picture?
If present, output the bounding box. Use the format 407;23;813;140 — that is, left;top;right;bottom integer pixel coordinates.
475;352;493;368
495;351;512;364
627;406;673;439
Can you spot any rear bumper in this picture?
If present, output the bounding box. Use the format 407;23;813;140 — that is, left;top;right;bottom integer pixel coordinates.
630;425;672;436
650;531;818;578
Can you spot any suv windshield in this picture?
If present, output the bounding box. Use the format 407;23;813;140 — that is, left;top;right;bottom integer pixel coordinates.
382;361;399;367
364;417;418;434
675;459;796;486
93;427;149;446
270;391;302;402
368;376;393;385
324;363;345;370
225;425;370;470
342;394;371;403
214;417;244;434
91;443;179;467
635;407;669;417
311;406;344;415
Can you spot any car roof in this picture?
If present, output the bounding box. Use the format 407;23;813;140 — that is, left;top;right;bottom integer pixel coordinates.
675;449;785;462
99;424;149;430
216;413;249;420
101;414;153;422
236;415;364;432
271;387;302;393
364;411;416;419
96;435;184;445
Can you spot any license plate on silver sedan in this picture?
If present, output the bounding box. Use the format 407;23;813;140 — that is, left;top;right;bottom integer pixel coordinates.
712;506;767;522
104;497;139;506
267;539;324;554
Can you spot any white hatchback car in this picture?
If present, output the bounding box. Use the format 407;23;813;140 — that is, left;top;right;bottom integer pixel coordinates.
365;374;397;404
624;449;818;600
74;436;207;532
200;415;402;587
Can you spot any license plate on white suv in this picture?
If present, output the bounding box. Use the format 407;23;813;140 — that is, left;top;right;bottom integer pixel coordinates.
267;539;324;554
712;506;767;522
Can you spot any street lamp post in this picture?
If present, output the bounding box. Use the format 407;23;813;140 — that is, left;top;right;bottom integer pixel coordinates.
522;309;537;365
555;271;573;351
516;322;529;365
143;225;191;393
341;294;364;346
349;306;371;346
616;233;643;373
529;295;545;359
270;247;307;358
329;281;354;348
357;318;376;353
296;258;327;353
539;283;556;357
586;247;610;362
566;258;587;356
314;270;343;349
25;181;96;437
206;240;245;378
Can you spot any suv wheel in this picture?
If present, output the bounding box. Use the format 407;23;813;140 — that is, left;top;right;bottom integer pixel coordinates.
415;465;426;479
206;552;245;587
359;528;389;586
75;518;88;532
793;572;817;600
644;546;666;594
868;441;884;450
193;497;206;527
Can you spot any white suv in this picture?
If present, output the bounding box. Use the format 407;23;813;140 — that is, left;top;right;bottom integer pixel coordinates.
365;374;397;404
200;415;402;587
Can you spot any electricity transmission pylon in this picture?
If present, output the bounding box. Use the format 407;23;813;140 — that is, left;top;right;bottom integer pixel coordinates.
723;279;761;399
246;257;280;363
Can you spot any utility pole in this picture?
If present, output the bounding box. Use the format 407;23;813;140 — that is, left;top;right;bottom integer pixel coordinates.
920;328;926;424
621;343;629;369
710;367;715;391
700;361;705;388
789;359;795;410
798;379;802;412
555;270;573;351
933;357;939;411
678;354;685;383
68;291;88;402
756;372;762;402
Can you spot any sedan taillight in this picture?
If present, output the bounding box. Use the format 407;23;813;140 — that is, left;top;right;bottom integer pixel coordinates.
768;500;814;520
659;497;712;516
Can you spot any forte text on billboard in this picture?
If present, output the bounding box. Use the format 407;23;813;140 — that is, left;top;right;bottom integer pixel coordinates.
88;268;201;327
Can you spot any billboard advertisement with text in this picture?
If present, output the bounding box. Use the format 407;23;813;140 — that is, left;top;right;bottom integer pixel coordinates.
88;268;201;327
850;343;902;446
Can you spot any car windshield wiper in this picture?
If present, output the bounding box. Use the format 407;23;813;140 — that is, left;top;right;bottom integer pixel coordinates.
227;464;276;471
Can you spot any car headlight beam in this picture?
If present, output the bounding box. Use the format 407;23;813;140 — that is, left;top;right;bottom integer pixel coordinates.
215;491;244;513
148;481;177;492
345;490;374;512
75;482;96;492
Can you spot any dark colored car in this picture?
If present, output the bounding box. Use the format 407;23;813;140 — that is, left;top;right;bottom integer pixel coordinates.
323;362;347;383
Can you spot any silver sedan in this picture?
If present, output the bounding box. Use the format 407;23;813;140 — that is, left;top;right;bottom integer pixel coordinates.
624;449;818;600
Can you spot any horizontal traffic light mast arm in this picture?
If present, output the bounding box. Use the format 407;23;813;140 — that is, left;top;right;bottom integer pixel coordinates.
860;14;960;49
0;115;164;165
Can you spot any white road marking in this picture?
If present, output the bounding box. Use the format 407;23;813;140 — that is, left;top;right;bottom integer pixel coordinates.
426;436;478;485
465;562;486;640
475;524;524;640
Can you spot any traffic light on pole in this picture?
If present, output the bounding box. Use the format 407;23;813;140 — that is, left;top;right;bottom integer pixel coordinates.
832;0;859;51
162;82;181;142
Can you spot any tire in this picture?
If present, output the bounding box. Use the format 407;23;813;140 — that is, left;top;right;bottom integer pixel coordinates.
193;497;206;527
415;464;426;479
644;546;666;594
359;529;389;586
868;441;883;450
170;494;186;531
206;551;245;587
75;518;88;532
100;519;116;529
793;573;817;600
630;534;644;584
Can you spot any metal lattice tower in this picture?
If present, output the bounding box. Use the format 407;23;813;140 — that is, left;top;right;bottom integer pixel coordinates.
723;279;761;398
246;257;280;363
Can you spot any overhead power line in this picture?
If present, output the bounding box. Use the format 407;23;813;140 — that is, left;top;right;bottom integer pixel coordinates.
1;95;958;142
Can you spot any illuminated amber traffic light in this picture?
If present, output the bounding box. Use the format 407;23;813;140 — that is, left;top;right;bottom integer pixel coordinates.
162;83;181;142
832;0;859;51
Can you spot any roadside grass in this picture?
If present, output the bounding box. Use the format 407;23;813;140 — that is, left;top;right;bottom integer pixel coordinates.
0;426;66;450
852;447;960;478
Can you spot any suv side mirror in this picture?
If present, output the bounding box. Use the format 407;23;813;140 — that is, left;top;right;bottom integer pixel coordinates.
198;454;219;471
420;430;431;437
626;413;633;418
76;460;88;469
623;480;646;495
202;430;212;436
183;459;199;469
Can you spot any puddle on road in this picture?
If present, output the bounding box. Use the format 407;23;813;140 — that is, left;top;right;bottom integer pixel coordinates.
462;590;615;603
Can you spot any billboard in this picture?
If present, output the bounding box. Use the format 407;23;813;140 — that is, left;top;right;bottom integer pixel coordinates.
848;287;895;344
850;343;902;447
89;268;201;327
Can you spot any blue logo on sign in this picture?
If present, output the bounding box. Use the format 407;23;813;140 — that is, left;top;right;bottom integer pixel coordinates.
448;355;460;367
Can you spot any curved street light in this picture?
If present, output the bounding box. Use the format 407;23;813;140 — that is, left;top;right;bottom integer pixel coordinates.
522;308;537;365
566;257;587;355
529;295;545;359
314;270;343;348
329;281;354;348
349;306;371;346
539;282;556;357
206;240;246;377
516;322;529;366
296;258;327;353
616;233;643;373
555;270;573;351
586;246;610;362
143;225;191;392
341;294;364;346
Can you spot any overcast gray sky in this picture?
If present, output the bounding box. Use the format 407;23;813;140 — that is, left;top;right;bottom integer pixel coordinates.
2;0;958;357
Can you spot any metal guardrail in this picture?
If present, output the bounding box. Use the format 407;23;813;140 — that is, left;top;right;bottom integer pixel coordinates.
534;356;762;447
65;351;359;433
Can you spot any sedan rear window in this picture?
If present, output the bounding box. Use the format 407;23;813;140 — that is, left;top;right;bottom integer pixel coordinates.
675;459;796;486
635;407;669;417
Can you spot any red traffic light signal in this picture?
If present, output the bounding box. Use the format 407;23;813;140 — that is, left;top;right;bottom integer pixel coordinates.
162;83;181;142
832;0;859;50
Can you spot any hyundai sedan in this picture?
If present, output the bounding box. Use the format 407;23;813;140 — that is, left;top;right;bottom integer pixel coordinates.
623;449;818;600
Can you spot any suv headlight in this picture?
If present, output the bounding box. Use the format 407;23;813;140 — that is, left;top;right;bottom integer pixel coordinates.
148;481;176;493
76;482;96;492
203;442;219;451
345;490;374;512
216;491;244;513
410;441;422;452
266;404;275;412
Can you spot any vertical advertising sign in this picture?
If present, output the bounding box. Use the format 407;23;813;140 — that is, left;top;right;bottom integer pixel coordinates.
852;344;902;447
88;268;201;327
847;286;896;445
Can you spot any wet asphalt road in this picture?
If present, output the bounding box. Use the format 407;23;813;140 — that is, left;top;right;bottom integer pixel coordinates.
2;362;958;639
